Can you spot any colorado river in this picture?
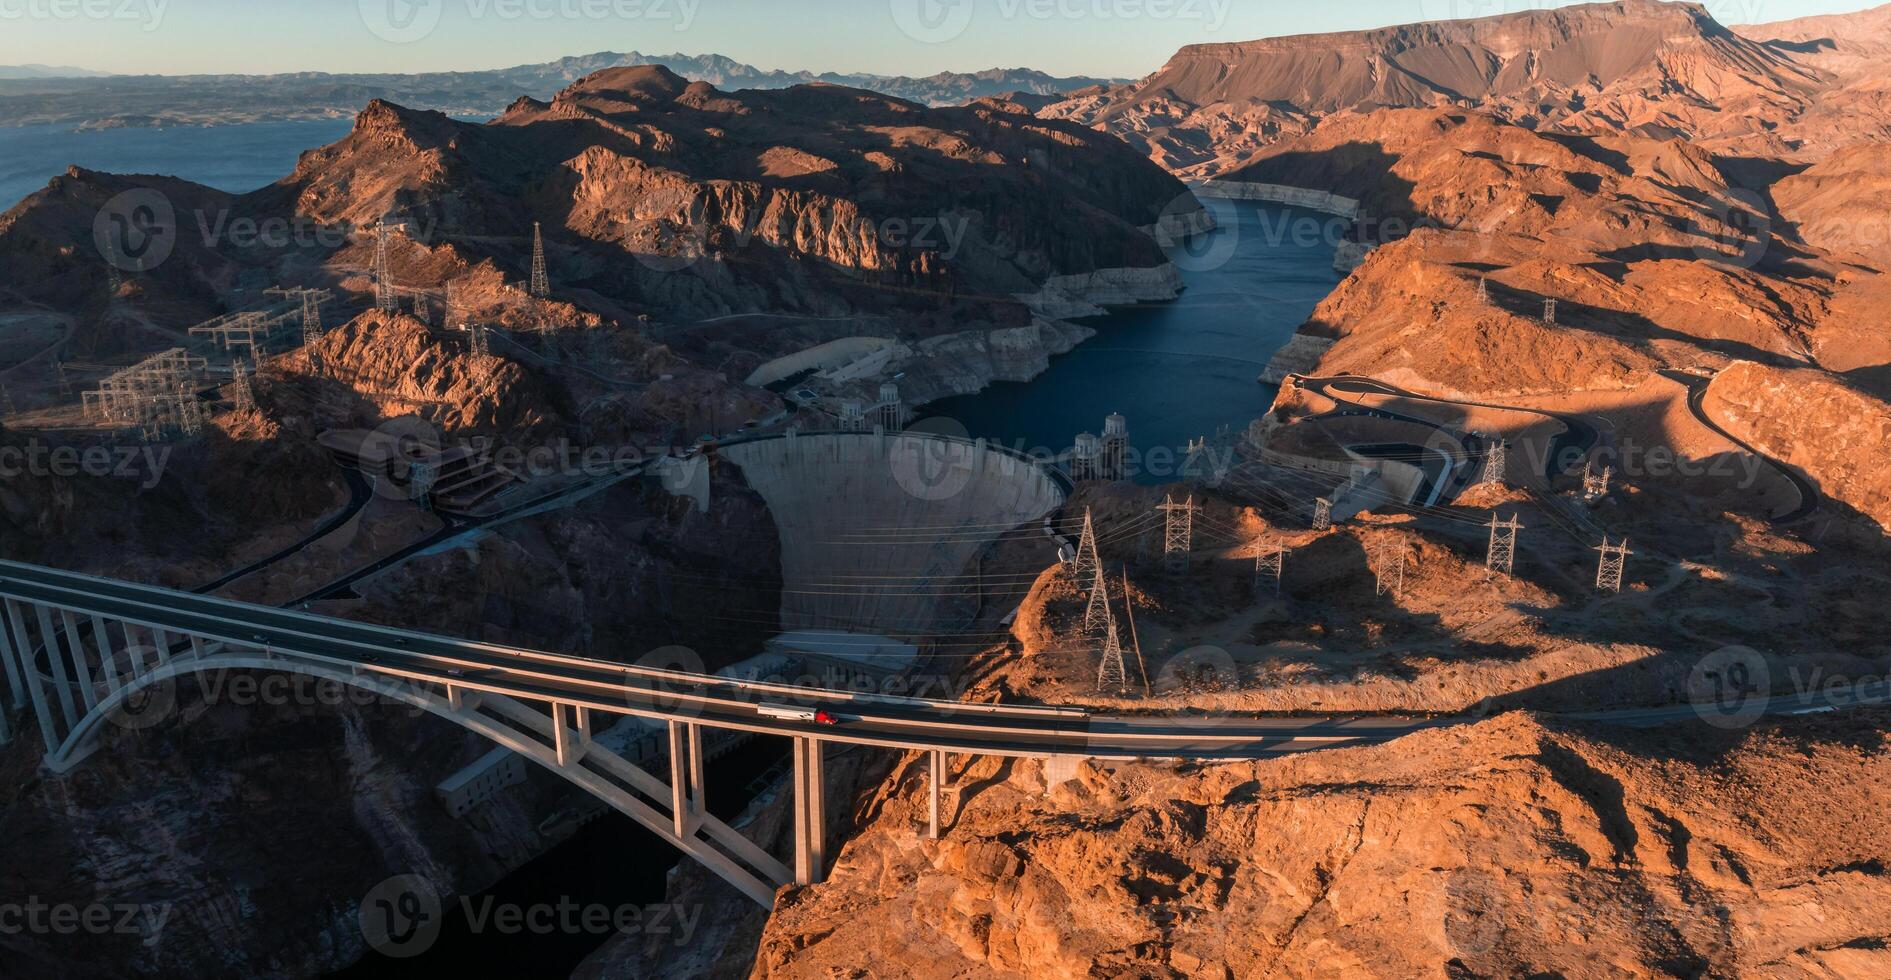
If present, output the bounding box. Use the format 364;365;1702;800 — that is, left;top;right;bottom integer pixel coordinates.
922;195;1345;481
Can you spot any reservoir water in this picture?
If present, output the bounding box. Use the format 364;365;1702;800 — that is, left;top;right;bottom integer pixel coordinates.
10;123;1347;973
0;119;514;209
922;194;1344;482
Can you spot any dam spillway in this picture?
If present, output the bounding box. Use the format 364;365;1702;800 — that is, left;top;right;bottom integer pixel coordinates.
717;431;1067;640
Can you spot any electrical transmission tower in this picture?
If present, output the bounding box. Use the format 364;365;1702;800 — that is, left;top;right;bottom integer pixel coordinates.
1481;439;1507;487
1096;599;1128;692
55;361;72;397
413;292;431;326
301;291;324;345
1157;495;1198;574
1083;562;1112;639
174;384;204;438
1543;298;1558;325
1312;497;1333;532
1595;538;1632;593
529;222;549;299
374;220;397;313
230;361;255;413
469;322;489;357
1072;508;1100;584
1582;462;1613;502
1477;276;1489;302
1486;513;1523;577
1255;544;1285;594
1374;536;1407;598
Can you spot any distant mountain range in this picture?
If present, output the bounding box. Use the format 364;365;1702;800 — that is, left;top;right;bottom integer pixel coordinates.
0;52;1118;128
0;64;113;80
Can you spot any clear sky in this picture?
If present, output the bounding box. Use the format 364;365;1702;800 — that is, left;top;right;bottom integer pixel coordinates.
1;0;1883;79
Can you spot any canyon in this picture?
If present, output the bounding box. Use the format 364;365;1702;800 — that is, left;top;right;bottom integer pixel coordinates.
3;1;1891;977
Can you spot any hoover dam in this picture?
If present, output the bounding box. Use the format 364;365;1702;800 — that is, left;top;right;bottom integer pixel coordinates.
717;431;1067;638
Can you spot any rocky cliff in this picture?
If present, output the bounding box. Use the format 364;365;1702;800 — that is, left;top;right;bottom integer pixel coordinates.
1210;108;1891;401
248;66;1195;332
1703;360;1891;531
753;711;1891;977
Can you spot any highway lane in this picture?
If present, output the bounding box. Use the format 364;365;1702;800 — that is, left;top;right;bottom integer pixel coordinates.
6;559;1880;762
1310;375;1600;481
193;468;374;595
0;561;1436;760
1674;372;1819;524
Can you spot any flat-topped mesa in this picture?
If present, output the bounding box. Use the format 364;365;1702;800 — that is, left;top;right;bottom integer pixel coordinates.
1135;0;1813;114
1048;0;1859;177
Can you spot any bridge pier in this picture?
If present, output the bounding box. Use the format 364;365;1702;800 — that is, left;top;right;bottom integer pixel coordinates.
668;720;703;837
0;600;21;745
928;749;943;839
793;736;828;885
4;600;58;752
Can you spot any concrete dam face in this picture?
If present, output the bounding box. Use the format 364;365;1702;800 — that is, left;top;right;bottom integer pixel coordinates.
717;432;1067;640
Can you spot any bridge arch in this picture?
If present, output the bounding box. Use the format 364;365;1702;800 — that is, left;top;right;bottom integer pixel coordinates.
11;637;793;905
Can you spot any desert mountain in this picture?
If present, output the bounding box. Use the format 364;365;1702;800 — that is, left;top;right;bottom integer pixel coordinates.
268;66;1188;326
1045;0;1884;176
1738;2;1891;79
0;51;1117;129
1;65;1195;350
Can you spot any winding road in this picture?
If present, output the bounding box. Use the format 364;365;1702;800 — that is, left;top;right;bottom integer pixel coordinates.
1670;371;1819;524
